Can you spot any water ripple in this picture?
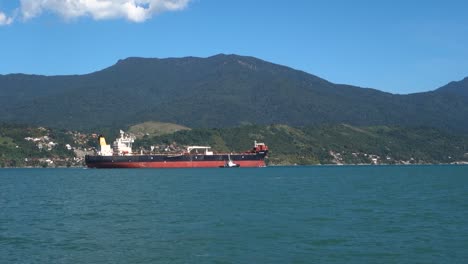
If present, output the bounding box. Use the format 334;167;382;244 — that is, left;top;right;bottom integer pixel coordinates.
0;166;467;263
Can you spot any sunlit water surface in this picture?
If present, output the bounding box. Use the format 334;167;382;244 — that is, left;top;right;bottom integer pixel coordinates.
1;165;467;263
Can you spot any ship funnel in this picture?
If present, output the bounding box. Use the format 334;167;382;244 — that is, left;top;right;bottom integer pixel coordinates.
97;135;113;156
99;135;107;146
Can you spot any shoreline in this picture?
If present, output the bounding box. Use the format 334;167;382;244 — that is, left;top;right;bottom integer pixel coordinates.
1;163;467;169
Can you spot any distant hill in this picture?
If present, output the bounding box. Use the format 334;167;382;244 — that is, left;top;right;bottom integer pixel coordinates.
128;121;190;138
1;54;467;132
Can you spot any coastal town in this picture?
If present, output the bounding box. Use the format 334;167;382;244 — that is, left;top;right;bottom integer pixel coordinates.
2;125;467;168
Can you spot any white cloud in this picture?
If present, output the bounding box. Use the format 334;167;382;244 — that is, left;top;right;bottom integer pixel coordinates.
0;11;14;25
17;0;191;23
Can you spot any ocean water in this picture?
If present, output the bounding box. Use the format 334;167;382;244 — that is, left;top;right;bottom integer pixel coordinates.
1;165;467;263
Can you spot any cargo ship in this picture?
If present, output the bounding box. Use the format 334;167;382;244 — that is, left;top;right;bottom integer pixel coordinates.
85;130;268;168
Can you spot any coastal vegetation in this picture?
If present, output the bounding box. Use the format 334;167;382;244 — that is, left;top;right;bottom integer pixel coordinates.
1;121;467;168
133;124;468;165
0;124;77;168
2;122;467;167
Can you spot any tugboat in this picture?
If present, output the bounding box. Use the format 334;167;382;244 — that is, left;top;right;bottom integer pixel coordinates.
85;130;268;168
219;155;240;168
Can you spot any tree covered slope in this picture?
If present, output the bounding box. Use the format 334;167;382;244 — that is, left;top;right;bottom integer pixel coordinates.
1;54;467;132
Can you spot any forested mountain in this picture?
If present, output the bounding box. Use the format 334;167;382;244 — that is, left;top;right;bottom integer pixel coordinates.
1;54;467;132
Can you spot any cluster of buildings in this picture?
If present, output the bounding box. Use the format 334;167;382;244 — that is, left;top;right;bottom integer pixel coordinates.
21;130;97;167
329;150;420;165
24;135;59;151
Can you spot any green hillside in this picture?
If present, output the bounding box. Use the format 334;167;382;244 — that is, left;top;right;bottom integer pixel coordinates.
128;121;190;138
1;123;467;167
134;124;468;165
0;124;76;167
1;54;468;132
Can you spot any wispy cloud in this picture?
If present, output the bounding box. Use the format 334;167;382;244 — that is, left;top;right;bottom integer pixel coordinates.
0;11;14;25
0;0;191;25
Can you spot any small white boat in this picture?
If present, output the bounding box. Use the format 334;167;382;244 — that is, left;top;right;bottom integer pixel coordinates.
220;155;240;168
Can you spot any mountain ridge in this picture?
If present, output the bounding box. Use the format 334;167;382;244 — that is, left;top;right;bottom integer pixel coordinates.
1;54;467;132
435;77;468;97
1;53;465;93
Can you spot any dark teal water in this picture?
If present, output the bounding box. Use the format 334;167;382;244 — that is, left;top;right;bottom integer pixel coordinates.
1;166;467;263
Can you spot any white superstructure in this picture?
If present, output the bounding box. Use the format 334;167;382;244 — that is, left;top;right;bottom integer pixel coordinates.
113;130;135;155
186;146;213;155
98;130;135;156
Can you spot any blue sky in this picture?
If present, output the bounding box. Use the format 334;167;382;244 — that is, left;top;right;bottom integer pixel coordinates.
0;0;467;94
